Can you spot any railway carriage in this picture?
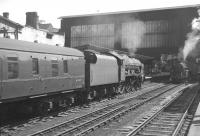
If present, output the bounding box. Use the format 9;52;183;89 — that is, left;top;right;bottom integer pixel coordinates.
0;38;85;113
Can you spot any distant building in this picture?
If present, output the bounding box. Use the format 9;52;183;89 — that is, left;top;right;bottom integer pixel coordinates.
39;23;60;33
0;12;64;46
0;12;23;39
20;26;64;46
19;12;64;46
60;5;199;59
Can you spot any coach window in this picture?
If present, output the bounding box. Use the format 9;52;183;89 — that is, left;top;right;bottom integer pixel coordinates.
52;60;59;76
7;57;19;79
63;60;68;73
32;58;39;75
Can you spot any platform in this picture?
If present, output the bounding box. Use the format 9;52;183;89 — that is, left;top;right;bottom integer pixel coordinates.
187;100;200;136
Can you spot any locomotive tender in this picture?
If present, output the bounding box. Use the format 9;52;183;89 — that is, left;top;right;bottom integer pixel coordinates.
0;38;143;114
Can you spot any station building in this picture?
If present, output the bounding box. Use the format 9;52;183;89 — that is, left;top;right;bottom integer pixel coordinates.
60;5;199;60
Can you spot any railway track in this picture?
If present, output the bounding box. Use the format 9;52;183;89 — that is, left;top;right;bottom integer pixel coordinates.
125;84;198;136
0;82;155;126
0;82;160;136
0;82;158;127
27;84;185;136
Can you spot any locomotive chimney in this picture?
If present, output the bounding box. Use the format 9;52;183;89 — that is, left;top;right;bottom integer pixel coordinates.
3;12;9;19
26;12;39;29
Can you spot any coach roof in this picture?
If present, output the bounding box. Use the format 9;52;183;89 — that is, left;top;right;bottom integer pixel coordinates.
0;38;84;57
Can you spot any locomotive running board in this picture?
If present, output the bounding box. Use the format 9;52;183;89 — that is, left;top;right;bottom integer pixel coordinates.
61;90;78;93
30;94;47;99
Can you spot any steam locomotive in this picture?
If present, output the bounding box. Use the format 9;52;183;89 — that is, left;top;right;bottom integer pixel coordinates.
0;38;143;115
169;58;200;83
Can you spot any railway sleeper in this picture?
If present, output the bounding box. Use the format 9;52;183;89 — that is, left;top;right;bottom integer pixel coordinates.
145;125;175;131
155;117;181;121
150;122;178;127
139;129;172;135
150;119;177;124
137;132;169;136
160;112;182;117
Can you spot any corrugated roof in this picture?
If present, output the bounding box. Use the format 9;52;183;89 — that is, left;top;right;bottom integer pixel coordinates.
59;4;200;19
0;38;84;57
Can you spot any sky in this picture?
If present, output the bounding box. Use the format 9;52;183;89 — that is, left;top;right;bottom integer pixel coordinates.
0;0;200;28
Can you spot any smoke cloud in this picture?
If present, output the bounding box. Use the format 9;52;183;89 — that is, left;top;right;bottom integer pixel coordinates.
122;20;146;53
182;9;200;60
183;31;200;60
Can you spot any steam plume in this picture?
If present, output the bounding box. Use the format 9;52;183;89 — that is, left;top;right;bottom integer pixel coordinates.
183;31;200;60
122;20;146;53
183;9;200;60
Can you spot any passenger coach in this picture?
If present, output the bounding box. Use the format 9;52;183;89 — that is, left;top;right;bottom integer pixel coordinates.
0;38;85;113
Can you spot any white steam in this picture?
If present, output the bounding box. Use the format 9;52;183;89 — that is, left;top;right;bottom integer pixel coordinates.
183;31;200;60
183;9;200;60
122;20;146;52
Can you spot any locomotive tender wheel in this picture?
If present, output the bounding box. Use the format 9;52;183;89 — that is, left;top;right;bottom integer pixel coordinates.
76;91;85;106
87;91;93;102
36;102;52;115
114;85;122;95
115;84;122;94
98;88;107;101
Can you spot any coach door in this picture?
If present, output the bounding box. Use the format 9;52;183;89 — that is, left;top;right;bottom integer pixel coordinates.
30;56;44;96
